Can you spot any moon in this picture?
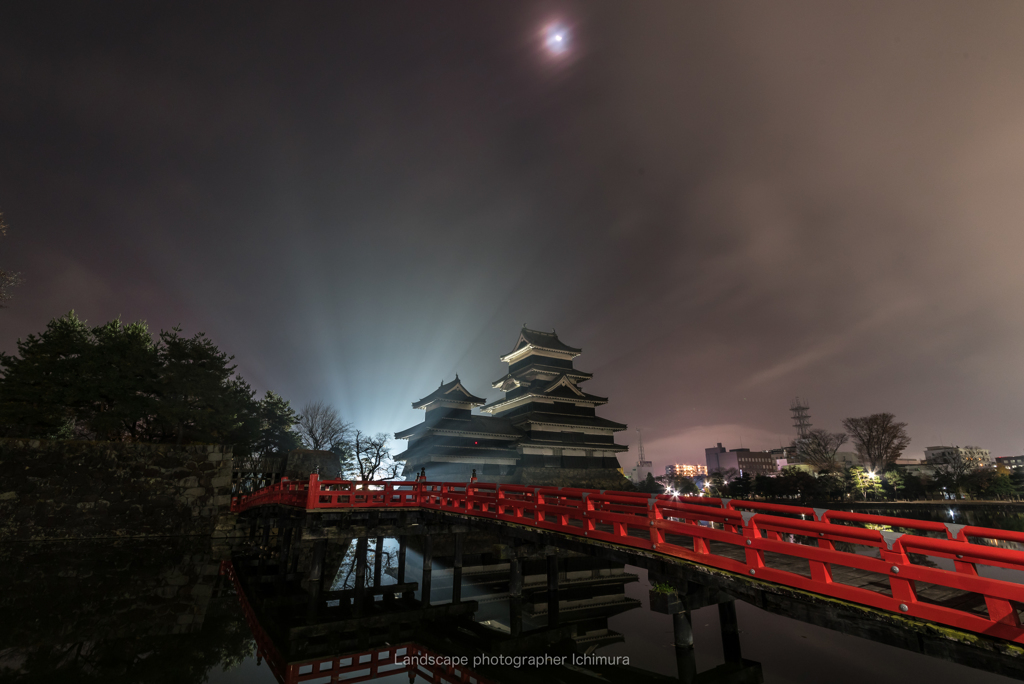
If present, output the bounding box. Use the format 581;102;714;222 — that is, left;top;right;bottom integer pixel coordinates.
543;23;570;56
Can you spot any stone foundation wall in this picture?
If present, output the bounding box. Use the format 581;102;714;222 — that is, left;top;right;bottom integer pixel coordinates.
514;467;633;489
0;439;234;541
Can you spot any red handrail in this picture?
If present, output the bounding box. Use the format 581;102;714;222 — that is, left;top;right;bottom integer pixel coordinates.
231;476;1024;644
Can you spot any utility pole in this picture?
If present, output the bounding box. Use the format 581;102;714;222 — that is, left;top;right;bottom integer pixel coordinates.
790;398;812;439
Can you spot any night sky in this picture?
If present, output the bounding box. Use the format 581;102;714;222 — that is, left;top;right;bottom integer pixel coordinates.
3;2;1024;470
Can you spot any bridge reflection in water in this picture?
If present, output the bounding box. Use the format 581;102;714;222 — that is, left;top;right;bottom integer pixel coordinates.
233;477;1024;681
225;526;762;683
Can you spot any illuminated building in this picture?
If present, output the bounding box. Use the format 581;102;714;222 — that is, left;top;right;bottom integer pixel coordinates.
996;455;1024;470
924;445;993;467
665;463;707;478
396;327;629;485
705;443;778;477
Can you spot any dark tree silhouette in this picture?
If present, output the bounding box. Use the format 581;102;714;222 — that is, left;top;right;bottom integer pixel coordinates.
0;212;21;308
0;312;262;446
295;400;352;451
933;448;985;500
351;430;401;481
841;413;910;473
795;429;848;473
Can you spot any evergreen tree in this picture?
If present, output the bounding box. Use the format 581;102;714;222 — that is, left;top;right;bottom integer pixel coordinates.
731;471;753;497
986;474;1016;501
0;313;264;449
0;312;92;437
881;467;905;500
155;327;256;446
81;319;161;440
255;391;302;455
1009;470;1024;499
637;472;660;494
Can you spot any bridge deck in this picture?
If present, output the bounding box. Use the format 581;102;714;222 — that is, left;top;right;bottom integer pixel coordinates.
232;476;1024;652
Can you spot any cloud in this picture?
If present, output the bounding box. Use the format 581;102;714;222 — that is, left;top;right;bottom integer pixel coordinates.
4;2;1024;458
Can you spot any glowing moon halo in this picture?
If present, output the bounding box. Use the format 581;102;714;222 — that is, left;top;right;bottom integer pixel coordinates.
543;23;570;56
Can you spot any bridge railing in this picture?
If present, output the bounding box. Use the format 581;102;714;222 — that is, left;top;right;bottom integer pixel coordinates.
230;477;309;512
232;476;1024;643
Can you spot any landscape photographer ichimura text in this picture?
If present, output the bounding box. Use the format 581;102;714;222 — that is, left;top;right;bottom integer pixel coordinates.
401;654;631;668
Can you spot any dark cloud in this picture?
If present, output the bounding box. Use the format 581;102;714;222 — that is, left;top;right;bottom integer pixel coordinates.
3;1;1024;468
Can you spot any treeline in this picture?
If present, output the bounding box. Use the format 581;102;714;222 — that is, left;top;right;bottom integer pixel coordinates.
0;312;403;479
656;466;1024;504
649;412;1022;503
0;312;300;456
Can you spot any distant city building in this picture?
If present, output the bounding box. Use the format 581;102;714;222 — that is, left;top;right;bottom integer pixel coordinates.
901;462;937;479
996;456;1024;470
705;443;778;477
630;460;655;484
923;446;993;467
665;464;708;478
776;460;816;475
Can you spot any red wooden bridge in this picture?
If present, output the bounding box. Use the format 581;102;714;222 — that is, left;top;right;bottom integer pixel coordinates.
232;474;1024;646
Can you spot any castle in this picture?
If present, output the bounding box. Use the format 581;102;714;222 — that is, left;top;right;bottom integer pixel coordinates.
395;327;629;487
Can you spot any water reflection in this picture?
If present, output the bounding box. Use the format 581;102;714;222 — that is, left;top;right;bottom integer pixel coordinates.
0;538;252;683
229;531;696;682
0;517;1020;683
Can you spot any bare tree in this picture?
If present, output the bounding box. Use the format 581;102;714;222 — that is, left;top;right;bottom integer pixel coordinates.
295;400;352;451
795;429;848;473
0;212;21;308
841;413;910;473
351;430;401;481
932;448;985;500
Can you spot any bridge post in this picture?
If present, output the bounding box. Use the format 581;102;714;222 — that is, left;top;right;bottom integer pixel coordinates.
421;534;433;607
306;539;327;621
373;536;384;588
546;554;560;627
509;552;523;637
452;533;464;603
398;536;414;600
675;641;697;684
673;609;694;647
260;512;272;549
290;525;302;574
718;599;742;664
355;536;369;615
278;523;293;581
305;473;319;509
307;539;326;581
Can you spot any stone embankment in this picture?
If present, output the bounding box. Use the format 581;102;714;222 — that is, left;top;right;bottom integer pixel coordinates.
0;439;236;541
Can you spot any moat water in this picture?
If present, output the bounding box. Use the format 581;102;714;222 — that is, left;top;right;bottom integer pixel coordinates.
1;505;1022;684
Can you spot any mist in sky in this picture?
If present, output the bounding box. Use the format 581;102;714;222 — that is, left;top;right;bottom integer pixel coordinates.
2;1;1024;469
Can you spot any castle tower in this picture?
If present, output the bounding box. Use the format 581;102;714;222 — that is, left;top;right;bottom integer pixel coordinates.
394;377;521;481
395;327;629;486
479;327;628;484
